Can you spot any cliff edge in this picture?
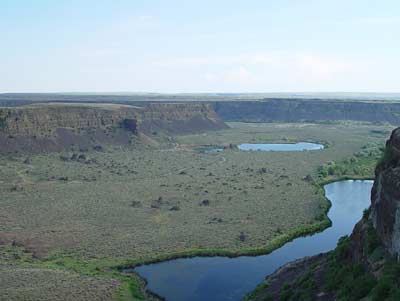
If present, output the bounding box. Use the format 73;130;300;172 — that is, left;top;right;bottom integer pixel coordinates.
370;128;400;257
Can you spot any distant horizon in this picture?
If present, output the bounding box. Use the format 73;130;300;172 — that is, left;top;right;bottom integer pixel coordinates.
10;91;400;99
2;91;400;103
2;91;400;96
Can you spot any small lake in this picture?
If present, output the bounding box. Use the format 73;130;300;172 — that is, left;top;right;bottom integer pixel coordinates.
127;180;372;301
238;142;324;151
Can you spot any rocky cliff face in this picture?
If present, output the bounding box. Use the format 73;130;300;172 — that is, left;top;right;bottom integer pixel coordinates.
370;128;400;257
0;103;227;153
138;103;227;134
214;100;400;124
0;104;140;137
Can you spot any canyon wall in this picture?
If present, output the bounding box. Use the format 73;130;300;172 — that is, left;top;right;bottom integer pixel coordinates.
3;95;400;125
214;100;400;124
0;103;227;153
370;127;400;256
0;104;140;137
138;103;227;134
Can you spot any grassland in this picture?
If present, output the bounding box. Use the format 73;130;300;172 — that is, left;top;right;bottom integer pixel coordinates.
0;265;119;301
0;122;393;300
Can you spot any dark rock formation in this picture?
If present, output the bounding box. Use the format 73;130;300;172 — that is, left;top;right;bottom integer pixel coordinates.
138;103;227;135
214;99;400;124
121;118;138;133
370;128;400;257
0;103;227;153
4;94;400;125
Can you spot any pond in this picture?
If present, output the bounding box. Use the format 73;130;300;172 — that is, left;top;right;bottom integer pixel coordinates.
126;180;372;301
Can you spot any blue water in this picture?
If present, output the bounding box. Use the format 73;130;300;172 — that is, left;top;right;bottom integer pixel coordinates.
238;142;324;151
128;180;372;301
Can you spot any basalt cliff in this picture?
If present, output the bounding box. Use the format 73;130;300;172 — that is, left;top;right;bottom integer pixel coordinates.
248;127;400;301
214;99;400;124
0;103;227;153
370;128;400;257
3;95;400;125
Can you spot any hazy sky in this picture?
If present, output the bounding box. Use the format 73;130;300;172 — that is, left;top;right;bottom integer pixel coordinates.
1;0;399;93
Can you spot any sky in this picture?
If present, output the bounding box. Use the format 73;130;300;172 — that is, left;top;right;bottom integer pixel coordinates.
1;0;399;93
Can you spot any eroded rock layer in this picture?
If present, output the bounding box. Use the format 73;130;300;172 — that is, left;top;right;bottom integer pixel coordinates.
214;99;400;124
0;103;227;153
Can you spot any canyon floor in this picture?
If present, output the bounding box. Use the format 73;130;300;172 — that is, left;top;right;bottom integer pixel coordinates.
0;122;393;300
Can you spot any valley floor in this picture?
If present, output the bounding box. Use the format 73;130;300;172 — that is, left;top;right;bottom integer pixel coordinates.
0;122;393;300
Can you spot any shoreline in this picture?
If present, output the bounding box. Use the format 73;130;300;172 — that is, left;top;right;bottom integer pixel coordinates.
118;176;374;300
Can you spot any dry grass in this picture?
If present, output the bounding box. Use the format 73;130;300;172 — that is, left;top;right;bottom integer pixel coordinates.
1;123;392;259
0;122;393;300
0;265;119;301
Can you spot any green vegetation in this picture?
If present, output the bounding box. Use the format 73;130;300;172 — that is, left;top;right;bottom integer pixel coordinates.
318;142;384;180
244;282;270;301
371;260;400;300
323;223;400;301
0;243;146;301
324;235;378;300
258;223;382;301
0;122;393;300
269;221;400;301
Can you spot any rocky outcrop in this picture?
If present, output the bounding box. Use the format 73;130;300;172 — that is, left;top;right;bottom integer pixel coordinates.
138;103;227;134
0;103;227;153
370;128;400;256
0;104;140;137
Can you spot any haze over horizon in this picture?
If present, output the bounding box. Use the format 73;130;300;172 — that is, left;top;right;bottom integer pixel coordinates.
1;0;399;93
